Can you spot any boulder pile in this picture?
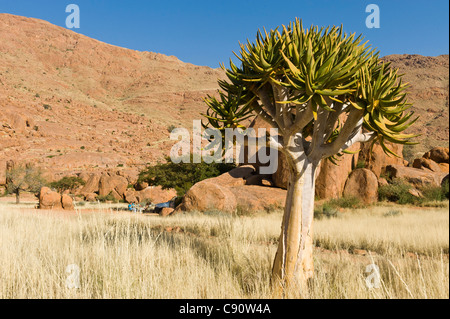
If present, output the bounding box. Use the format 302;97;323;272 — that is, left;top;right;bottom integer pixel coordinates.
77;170;176;204
175;166;286;213
39;187;74;210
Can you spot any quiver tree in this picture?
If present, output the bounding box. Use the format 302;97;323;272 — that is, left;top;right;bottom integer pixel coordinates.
202;19;417;295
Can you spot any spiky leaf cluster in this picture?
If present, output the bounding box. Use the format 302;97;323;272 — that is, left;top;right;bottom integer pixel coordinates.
203;18;417;157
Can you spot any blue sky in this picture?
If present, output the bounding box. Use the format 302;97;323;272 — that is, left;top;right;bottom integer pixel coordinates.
1;0;448;68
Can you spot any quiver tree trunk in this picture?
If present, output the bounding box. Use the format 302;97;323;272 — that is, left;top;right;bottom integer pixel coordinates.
271;151;319;297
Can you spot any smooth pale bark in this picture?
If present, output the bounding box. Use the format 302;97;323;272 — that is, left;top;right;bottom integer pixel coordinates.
254;87;374;297
271;148;319;297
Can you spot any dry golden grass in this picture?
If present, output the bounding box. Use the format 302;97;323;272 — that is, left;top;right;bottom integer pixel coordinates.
0;202;448;299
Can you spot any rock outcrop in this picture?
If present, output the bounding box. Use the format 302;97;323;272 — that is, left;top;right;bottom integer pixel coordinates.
423;147;449;164
176;166;286;213
412;158;442;172
180;181;238;213
359;141;406;178
134;186;177;204
61;194;74;210
385;165;447;188
343;168;379;204
80;173;101;194
39;187;74;210
412;147;449;174
315;143;359;200
98;174;128;200
0;160;6;186
39;187;63;209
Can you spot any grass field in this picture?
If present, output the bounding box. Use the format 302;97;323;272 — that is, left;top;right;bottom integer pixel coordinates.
0;199;448;299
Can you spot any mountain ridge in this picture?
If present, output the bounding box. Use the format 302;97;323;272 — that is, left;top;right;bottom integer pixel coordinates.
0;13;448;178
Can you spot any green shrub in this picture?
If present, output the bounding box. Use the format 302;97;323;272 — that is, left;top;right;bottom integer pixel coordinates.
97;192;118;203
264;203;283;214
314;197;361;219
355;160;366;169
50;176;86;193
327;196;362;209
314;203;340;220
383;210;402;217
235;204;253;216
167;124;177;133
378;180;416;204
443;179;449;199
379;179;449;205
421;182;449;202
139;198;153;206
138;156;235;196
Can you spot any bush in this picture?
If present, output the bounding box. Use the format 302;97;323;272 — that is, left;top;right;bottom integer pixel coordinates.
50;176;86;193
97;192;118;203
167;124;177;133
355;160;366;169
235;204;253;216
378;180;416;204
327;196;362;209
314;196;362;219
138;156;236;196
421;182;449;202
378;179;449;205
314;204;340;220
383;210;402;217
443;179;450;199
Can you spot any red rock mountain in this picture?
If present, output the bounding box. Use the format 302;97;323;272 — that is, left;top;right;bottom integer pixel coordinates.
0;14;448;179
0;13;225;177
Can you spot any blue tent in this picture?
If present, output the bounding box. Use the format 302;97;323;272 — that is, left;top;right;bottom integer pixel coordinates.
155;201;170;208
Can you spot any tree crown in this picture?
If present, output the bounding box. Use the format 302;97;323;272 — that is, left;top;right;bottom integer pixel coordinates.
203;19;418;162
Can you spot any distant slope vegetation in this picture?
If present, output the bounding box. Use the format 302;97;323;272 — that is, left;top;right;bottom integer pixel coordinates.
0;13;448;175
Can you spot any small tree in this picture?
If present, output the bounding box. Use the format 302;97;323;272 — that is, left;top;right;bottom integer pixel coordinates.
6;164;47;204
50;176;86;194
202;19;417;295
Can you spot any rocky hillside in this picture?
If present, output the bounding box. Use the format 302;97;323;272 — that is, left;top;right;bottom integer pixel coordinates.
382;54;449;158
0;13;225;177
0;14;448;179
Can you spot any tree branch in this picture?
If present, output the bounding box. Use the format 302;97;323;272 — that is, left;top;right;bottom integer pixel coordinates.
252;101;281;131
314;107;364;159
253;86;284;133
307;105;329;157
272;82;293;128
332;130;376;156
285;101;314;138
322;100;344;142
